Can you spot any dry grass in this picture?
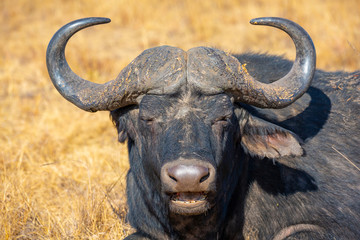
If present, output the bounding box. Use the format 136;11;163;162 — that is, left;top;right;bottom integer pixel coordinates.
1;0;359;239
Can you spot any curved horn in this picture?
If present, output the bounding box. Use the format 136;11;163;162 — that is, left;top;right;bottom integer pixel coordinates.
46;17;117;112
47;18;187;112
187;17;315;109
244;17;316;108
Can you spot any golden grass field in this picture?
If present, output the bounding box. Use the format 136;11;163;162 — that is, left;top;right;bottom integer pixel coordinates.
1;0;359;239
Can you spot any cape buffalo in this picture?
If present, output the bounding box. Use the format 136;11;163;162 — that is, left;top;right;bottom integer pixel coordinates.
46;17;360;239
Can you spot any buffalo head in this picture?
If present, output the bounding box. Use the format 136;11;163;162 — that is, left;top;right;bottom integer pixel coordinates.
46;17;315;238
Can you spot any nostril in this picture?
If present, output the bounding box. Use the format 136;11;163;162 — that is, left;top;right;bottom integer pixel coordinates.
200;172;210;183
169;175;177;182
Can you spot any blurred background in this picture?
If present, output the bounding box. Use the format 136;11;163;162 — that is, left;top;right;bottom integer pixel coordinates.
1;0;359;239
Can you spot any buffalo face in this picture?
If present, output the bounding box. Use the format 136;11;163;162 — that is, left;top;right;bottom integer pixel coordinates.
112;91;243;216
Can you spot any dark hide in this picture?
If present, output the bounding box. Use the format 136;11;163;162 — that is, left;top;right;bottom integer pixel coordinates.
111;53;360;239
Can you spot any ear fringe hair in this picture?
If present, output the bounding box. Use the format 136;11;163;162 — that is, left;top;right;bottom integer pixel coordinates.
110;109;129;143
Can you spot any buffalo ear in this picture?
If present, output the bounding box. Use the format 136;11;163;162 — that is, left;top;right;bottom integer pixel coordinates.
240;114;303;159
110;109;129;143
110;106;139;143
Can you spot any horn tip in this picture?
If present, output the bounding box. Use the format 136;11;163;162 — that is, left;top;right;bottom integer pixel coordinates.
102;17;111;23
250;18;263;25
250;17;273;25
90;17;111;24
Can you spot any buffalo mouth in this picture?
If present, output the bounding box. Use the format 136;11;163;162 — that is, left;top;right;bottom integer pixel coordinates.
169;192;210;215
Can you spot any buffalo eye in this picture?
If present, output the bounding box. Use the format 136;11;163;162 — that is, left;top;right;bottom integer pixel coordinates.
212;114;231;126
139;106;157;124
140;115;155;125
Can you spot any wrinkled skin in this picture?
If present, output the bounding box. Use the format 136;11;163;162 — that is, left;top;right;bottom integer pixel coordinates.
111;53;360;240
